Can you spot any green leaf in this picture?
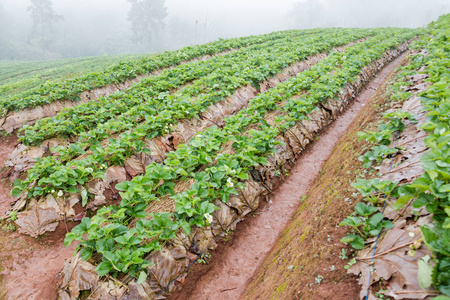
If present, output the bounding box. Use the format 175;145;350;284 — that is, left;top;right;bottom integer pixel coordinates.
443;217;450;229
439;184;450;193
115;181;129;191
368;213;385;228
393;194;414;211
340;234;365;250
137;271;147;285
69;144;86;155
181;221;191;236
413;193;434;208
80;247;93;261
11;187;23;198
64;232;76;247
81;189;88;207
339;216;362;227
114;236;128;245
96;261;112;276
418;255;433;289
354;202;378;216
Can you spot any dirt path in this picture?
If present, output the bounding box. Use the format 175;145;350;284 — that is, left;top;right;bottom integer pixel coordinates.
169;51;410;300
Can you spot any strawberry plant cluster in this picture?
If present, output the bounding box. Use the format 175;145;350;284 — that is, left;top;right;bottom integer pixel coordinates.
13;28;379;200
0;29;319;119
59;29;418;282
340;14;450;296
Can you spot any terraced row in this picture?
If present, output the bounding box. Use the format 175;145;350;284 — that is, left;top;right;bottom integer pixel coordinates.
12;28;375;202
18;29;342;146
0;28;320;118
63;28;418;284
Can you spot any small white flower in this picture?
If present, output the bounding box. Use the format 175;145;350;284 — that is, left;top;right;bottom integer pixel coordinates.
226;177;234;187
204;213;213;224
185;111;189;114
409;232;414;237
57;190;63;197
51;189;55;193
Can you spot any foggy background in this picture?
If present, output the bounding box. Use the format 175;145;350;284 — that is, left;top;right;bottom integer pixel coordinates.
0;0;449;60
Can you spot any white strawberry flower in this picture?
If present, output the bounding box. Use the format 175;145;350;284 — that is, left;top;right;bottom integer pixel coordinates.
204;213;213;224
226;177;234;187
57;190;63;197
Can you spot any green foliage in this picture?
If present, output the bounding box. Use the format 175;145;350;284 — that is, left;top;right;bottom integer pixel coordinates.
351;14;450;294
359;145;399;168
340;202;393;248
351;178;397;204
0;28;315;119
51;26;418;282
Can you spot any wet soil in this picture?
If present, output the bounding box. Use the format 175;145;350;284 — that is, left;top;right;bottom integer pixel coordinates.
168;52;410;300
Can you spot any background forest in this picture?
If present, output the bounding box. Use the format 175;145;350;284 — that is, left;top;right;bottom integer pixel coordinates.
0;0;449;60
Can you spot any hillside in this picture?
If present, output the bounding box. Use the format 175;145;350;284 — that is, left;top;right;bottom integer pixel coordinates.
0;15;448;299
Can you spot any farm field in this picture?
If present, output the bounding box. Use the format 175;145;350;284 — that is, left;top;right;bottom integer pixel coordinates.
0;54;155;99
0;14;449;300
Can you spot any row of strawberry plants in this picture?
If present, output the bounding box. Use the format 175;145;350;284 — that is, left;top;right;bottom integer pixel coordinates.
0;29;319;119
18;30;340;146
392;15;450;296
64;29;418;283
12;29;374;201
339;14;449;296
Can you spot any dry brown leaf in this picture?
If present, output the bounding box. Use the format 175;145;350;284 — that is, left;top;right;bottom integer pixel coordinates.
349;218;436;299
14;198;60;237
60;253;98;299
89;279;127;300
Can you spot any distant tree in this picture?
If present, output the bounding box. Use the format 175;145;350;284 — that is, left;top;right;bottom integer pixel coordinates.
127;0;168;50
27;0;63;59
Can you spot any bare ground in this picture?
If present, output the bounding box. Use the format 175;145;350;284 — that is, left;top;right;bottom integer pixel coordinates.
168;52;410;300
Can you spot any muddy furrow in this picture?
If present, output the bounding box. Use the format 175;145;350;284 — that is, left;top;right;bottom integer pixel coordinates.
168;50;410;300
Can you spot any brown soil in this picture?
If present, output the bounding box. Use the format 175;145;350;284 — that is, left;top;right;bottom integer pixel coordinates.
168;52;410;300
0;133;19;215
0;133;78;300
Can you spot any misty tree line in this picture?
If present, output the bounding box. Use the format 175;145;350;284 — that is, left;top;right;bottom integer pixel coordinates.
0;0;447;61
0;0;174;60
